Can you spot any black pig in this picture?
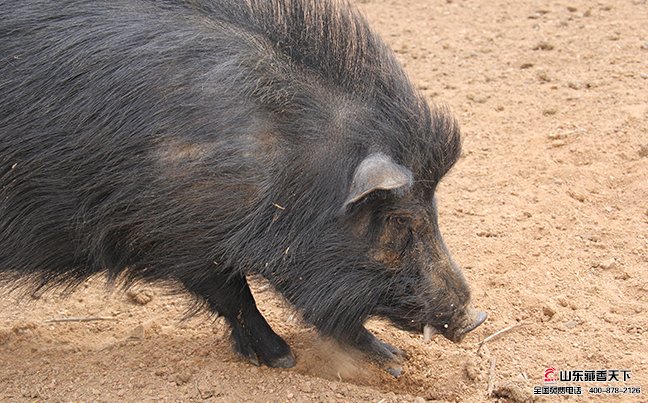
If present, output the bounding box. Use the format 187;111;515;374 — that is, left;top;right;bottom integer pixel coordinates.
0;0;486;372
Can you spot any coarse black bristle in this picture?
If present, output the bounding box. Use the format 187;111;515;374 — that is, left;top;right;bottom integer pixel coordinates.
0;0;461;340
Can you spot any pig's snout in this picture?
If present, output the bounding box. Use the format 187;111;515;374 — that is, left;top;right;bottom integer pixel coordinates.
423;307;487;343
449;307;487;342
460;309;487;337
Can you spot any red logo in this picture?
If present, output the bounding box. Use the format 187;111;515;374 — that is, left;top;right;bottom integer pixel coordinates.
544;367;557;383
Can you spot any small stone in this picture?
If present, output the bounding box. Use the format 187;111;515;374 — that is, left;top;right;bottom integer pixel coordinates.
476;230;500;238
22;388;40;399
598;258;617;270
639;144;648;157
557;297;569;307
543;107;558;116
608;32;621;41
174;371;192;385
520;62;534;69
287;393;294;399
127;289;154;305
567;6;578;12
414;397;427;403
567;190;586;202
564;320;579;329
542;306;556;318
583;233;600;242
568;80;584;89
534;41;555;51
300;382;312;393
129;324;145;339
466;93;489;104
537;70;551;82
641;41;648;50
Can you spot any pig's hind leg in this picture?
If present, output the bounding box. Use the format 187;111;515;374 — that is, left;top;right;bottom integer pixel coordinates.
183;273;295;368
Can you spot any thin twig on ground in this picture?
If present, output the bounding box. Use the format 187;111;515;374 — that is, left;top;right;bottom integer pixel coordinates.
45;316;117;323
486;356;497;397
477;323;522;354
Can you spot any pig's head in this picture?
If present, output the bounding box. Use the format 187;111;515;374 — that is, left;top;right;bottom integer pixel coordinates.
343;152;487;343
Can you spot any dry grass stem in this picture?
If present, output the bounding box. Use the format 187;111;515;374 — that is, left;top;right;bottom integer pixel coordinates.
46;316;117;323
477;323;523;353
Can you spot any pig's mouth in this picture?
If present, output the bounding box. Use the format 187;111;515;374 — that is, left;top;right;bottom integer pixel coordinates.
423;309;488;343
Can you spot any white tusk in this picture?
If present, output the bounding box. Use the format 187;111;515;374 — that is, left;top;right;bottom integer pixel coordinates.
423;324;437;342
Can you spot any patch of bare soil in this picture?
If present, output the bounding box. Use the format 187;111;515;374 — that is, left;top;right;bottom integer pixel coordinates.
1;0;646;401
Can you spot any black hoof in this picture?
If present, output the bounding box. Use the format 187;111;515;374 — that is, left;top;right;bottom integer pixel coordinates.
267;350;296;368
243;354;260;367
386;366;403;378
378;339;406;361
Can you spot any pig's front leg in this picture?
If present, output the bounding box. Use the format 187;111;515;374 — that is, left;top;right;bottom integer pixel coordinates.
343;326;406;377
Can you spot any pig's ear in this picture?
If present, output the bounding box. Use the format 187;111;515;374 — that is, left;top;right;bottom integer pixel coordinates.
343;152;413;211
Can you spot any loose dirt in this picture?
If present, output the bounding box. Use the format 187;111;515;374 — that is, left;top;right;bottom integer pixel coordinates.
1;0;646;401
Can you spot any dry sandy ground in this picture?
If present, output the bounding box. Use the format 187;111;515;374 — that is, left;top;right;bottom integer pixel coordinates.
1;0;647;401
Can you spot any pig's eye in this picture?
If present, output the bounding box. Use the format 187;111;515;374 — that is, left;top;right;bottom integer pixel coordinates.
388;215;410;228
387;215;414;253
